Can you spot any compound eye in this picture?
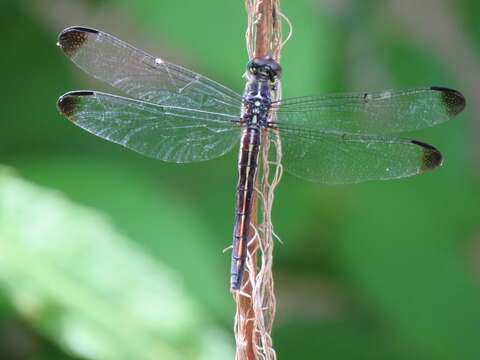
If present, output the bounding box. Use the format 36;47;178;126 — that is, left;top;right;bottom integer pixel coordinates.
247;59;257;72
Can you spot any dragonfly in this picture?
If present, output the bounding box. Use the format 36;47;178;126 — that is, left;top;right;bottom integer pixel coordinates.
56;26;466;290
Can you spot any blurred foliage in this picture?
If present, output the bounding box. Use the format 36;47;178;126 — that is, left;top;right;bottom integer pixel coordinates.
0;167;232;359
1;0;480;359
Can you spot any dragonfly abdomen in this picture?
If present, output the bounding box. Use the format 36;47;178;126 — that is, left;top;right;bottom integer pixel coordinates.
231;125;262;290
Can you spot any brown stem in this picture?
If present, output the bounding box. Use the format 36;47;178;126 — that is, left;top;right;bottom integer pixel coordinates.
236;1;276;359
254;0;273;58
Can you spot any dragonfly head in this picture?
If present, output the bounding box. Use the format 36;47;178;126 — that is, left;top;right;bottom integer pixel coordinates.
247;56;281;82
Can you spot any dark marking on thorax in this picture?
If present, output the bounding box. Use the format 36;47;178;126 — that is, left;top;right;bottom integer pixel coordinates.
241;78;273;129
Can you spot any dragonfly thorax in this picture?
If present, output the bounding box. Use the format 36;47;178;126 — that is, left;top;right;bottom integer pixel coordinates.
241;78;273;128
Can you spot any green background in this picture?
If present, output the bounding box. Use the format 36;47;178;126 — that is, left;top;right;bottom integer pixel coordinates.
1;0;479;359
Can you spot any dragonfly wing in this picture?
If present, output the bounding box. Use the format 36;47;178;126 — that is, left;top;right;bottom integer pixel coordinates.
275;127;442;184
58;91;240;163
57;27;243;114
275;87;465;134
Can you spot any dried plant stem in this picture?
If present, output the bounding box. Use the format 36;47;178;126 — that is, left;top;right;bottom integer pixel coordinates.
234;1;285;359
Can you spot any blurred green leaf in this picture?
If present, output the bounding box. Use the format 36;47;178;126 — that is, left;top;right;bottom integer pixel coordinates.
15;156;234;323
0;167;233;359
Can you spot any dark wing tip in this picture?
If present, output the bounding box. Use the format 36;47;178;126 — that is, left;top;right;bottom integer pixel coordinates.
57;91;94;121
411;140;443;171
430;86;466;117
57;26;98;57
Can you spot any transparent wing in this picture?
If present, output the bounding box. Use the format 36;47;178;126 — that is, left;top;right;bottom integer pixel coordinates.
57;91;240;163
57;26;243;114
275;127;442;184
274;87;465;134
